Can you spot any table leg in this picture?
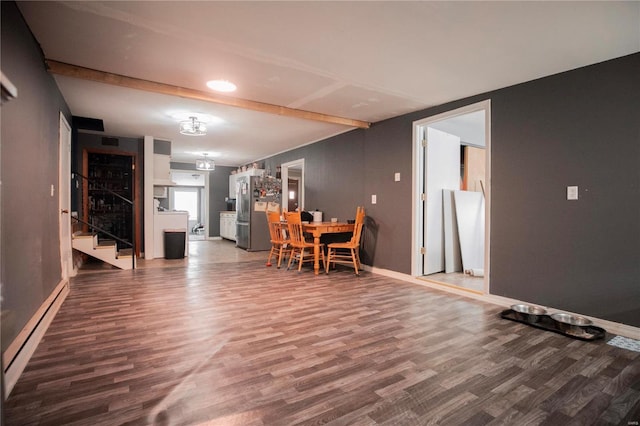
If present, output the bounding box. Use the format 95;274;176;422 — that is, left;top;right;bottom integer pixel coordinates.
313;235;321;275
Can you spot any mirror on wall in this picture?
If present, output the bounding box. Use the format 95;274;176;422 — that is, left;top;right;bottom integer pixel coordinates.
281;159;304;212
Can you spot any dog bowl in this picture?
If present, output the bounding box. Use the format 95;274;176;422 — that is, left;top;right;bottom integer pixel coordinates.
550;312;592;333
510;304;547;323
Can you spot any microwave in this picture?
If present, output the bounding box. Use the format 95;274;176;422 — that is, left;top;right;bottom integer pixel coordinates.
153;186;168;198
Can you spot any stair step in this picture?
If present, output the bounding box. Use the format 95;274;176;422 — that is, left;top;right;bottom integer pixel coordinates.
117;248;133;258
96;240;116;248
72;237;134;270
73;232;95;239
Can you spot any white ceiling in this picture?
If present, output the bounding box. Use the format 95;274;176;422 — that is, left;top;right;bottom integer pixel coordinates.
17;1;640;165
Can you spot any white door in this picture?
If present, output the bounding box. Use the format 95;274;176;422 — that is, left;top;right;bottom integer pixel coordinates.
58;113;74;279
423;127;461;275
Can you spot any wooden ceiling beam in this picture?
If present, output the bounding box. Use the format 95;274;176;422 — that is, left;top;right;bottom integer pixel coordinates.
45;60;371;129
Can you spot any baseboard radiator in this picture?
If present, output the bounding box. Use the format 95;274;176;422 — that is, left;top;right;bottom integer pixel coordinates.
2;279;69;398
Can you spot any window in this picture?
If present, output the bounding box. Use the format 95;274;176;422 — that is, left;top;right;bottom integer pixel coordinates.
173;189;198;220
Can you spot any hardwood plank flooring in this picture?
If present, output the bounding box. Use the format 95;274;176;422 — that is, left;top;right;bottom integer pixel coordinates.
421;272;484;293
4;240;640;425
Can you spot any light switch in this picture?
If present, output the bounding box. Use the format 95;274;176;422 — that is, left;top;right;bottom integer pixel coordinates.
394;172;401;182
567;186;578;200
50;184;55;197
371;194;377;204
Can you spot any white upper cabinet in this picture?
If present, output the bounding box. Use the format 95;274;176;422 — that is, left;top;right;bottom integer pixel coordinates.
153;154;173;185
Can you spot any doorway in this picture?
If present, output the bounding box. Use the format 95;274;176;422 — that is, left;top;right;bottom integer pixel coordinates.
168;170;208;241
281;159;305;212
412;100;491;294
287;178;300;212
82;149;141;256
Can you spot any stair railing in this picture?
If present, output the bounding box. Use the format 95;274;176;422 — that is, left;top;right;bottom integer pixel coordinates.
72;171;135;270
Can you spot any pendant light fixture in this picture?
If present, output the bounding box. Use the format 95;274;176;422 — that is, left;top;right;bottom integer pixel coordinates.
180;116;207;136
195;153;215;171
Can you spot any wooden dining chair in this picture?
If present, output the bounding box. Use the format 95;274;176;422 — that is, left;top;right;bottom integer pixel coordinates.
325;206;365;275
285;211;325;272
266;211;290;268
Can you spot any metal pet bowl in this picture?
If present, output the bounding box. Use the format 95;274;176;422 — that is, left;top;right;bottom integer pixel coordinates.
550;312;592;333
510;304;547;323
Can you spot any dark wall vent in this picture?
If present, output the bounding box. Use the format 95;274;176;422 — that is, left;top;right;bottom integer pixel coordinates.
153;139;172;155
102;137;119;146
72;115;104;132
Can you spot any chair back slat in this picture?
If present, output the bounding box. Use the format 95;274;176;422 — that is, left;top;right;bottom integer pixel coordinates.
266;211;286;243
325;206;365;275
350;222;364;245
349;206;366;244
285;211;306;247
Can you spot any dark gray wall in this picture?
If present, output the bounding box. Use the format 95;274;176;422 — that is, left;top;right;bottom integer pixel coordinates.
1;1;72;351
362;116;416;271
262;53;640;327
489;53;640;326
264;130;367;220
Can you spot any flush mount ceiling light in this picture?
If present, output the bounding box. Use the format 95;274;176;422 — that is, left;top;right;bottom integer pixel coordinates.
180;116;207;136
195;153;215;171
206;79;237;93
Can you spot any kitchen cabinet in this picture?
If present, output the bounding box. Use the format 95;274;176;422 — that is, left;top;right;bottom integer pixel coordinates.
153;153;173;185
220;212;236;241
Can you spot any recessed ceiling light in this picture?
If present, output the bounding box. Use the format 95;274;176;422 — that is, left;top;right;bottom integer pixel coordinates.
207;80;237;93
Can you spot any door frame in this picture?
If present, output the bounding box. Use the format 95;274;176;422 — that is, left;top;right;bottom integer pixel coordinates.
82;148;142;257
58;112;74;279
411;100;492;293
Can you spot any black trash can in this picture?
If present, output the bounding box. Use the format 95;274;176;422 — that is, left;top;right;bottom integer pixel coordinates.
164;229;186;259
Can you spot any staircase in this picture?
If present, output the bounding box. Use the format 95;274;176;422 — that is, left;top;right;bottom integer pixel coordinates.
72;232;135;270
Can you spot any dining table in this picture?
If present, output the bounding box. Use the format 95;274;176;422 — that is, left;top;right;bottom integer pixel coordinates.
302;221;355;275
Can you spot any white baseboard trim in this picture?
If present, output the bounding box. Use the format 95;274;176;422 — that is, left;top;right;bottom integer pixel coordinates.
3;279;70;398
365;265;640;340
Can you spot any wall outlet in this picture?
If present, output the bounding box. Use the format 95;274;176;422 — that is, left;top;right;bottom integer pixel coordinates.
567;186;578;200
50;184;55;197
371;194;377;204
394;172;401;182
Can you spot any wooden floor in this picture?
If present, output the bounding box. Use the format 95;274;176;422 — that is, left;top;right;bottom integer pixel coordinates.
4;240;640;425
422;272;484;293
